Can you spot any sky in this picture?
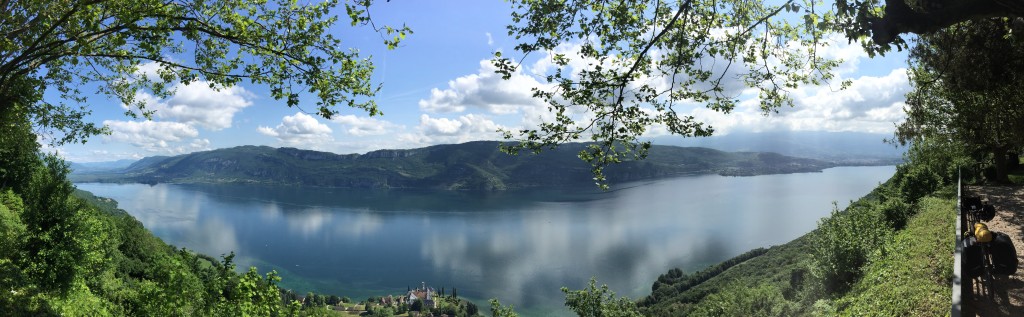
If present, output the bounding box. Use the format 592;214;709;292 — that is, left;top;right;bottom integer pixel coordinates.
55;1;912;163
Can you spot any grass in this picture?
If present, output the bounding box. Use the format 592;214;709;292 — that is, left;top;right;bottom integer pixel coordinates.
830;197;955;316
638;232;816;316
641;180;957;317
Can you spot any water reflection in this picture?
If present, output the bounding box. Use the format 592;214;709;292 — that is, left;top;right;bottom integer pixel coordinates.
77;166;894;316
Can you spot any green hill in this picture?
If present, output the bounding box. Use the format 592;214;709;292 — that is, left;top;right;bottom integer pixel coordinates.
635;164;957;317
70;141;835;189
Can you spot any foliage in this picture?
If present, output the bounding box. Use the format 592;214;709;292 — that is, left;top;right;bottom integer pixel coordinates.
644;248;767;305
810;201;891;295
832;0;899;52
640;149;958;316
829;197;954;316
0;133;312;316
466;300;480;316
562;278;643;317
688;283;796;317
496;0;844;188
489;298;519;317
896;18;1024;184
0;0;409;145
835;0;1024;55
638;235;816;316
0;103;40;190
890;161;941;206
369;305;395;317
20;154;89;294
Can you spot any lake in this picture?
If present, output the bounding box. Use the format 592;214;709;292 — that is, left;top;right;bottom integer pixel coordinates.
76;165;895;316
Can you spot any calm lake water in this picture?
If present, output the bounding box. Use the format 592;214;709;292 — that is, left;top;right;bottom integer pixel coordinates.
77;166;895;316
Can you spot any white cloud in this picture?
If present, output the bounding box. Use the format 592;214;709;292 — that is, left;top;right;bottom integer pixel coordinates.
122;62;253;131
418;60;548;115
70;151;144;162
259;112;334;147
816;35;872;76
414;32;910;149
398;114;505;146
666;68;911;136
331;115;401;136
420;115;464;135
134;61;164;82
144;82;253;130
102;120;211;154
486;32;494;46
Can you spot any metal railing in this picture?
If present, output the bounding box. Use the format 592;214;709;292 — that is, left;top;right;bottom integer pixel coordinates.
951;169;963;317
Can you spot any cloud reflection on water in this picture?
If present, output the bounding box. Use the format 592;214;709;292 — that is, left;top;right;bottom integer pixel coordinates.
76;166;895;316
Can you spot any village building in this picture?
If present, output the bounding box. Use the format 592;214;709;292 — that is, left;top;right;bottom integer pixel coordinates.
406;282;438;309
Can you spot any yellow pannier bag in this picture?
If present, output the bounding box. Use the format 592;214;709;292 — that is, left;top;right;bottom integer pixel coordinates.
975;223;993;243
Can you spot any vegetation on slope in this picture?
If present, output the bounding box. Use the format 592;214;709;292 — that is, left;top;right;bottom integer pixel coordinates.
71;142;835;190
635;138;959;316
824;196;954;316
0;156;290;316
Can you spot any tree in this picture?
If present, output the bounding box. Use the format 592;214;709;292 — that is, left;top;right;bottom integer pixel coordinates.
835;0;1024;50
0;0;409;145
561;278;643;317
305;292;316;308
488;298;518;317
895;18;1024;183
466;300;479;316
20;155;86;293
493;0;1024;188
328;294;341;306
495;0;844;187
0;97;41;191
370;305;395;317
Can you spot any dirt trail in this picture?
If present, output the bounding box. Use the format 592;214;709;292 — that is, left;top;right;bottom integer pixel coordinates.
965;185;1024;316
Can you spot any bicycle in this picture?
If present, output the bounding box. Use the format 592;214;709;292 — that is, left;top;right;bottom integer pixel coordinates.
962;196;997;300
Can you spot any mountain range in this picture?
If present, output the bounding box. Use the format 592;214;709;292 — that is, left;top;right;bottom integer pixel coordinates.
649;131;904;164
69;141;843;190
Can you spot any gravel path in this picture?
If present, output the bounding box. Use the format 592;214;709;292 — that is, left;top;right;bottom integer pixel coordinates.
965;185;1024;316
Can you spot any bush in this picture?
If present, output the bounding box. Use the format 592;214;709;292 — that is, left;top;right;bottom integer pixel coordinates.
893;163;942;205
811;202;891;295
878;196;913;230
688;283;796;317
562;278;643;317
834;197;954;316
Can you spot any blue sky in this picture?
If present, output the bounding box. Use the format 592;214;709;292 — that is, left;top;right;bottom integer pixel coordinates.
55;1;911;162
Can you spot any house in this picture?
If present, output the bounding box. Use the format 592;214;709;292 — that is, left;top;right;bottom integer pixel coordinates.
379;294;397;306
406;282;438;309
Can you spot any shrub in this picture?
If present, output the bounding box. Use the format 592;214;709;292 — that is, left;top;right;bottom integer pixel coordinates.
688;283;796;317
894;163;942;205
810;202;891;295
834;197;954;316
878;197;913;230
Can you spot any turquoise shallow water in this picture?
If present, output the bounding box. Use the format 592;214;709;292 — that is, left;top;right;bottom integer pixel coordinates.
78;165;895;316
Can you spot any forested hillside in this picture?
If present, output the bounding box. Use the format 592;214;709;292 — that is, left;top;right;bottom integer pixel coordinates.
631;139;966;316
71;142;835;190
0;154;295;315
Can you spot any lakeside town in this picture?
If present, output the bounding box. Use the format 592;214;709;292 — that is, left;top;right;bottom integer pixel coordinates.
284;283;481;317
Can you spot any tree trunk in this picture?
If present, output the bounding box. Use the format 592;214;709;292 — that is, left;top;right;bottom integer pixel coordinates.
992;147;1012;184
871;0;1024;45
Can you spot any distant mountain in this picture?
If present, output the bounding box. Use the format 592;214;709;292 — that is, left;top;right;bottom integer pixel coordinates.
69;159;138;173
70;141;838;190
649;131;904;164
